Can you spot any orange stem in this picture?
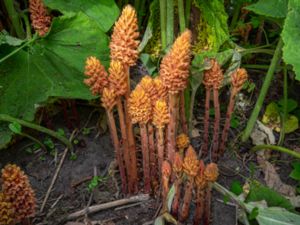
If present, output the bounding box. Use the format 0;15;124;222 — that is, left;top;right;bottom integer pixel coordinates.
212;88;220;161
171;177;182;217
179;178;194;222
167;93;179;162
180;91;188;134
203;88;211;156
148;124;157;186
219;88;237;157
203;184;212;225
156;127;165;178
116;98;130;193
140;123;151;193
106;110;127;193
193;187;205;225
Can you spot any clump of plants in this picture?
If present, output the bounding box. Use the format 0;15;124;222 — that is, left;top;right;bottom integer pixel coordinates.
0;164;36;225
83;4;249;223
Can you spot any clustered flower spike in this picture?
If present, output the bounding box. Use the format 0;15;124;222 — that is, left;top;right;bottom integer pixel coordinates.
195;160;207;189
84;56;108;95
29;0;51;36
138;76;157;104
204;163;219;182
1;164;36;222
176;133;190;150
152;100;169;129
110;5;140;67
153;77;168;101
173;152;183;175
0;193;14;225
128;87;152;124
101;87;117;111
160;30;192;94
203;59;223;89
108;60;128;96
231;68;248;92
162;161;172;178
183;146;199;177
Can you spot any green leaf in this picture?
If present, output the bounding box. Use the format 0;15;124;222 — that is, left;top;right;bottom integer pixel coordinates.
248;207;259;220
8;122;22;134
283;115;298;134
246;181;295;212
245;0;288;18
230;115;240;128
193;0;229;53
282;0;300;81
278;98;298;113
140;53;157;75
289;161;300;181
0;13;110;149
44;0;119;32
167;184;175;212
0;31;25;46
154;216;165;225
230;180;243;195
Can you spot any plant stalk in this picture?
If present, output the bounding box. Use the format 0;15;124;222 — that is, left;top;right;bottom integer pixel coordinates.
185;0;191;27
212;88;221;161
148;123;157;185
251;145;300;159
179;177;194;222
20;132;47;151
167;93;179;162
193;187;205;225
171;175;182;217
180;91;188;134
177;0;185;32
166;0;174;47
203;183;212;225
242;38;284;142
0;114;72;150
106;110;127;193
156;127;165;177
159;0;167;50
202;88;211;156
140;123;151;193
278;65;287;145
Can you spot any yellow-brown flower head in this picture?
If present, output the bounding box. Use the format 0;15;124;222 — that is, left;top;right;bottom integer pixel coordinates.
162;161;172;178
203;59;223;89
160;30;192;94
110;5;140;67
183;145;199;177
101;87;117;111
29;0;51;36
128;86;152;124
195;160;207;189
204;163;219;182
108;60;128;96
153;76;168;101
173;152;183;175
138;76;157;104
0;192;15;225
152;100;169;129
176;133;190;150
231;68;248;92
1;164;36;222
84;56;108;95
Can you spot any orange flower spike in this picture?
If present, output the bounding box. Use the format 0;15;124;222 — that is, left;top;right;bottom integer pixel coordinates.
138;75;158;104
231;68;248;93
153;77;168;101
29;0;51;36
195;160;207;189
180;146;199;221
101;88;117;112
219;68;248;157
110;5;140;67
160;30;192;94
128;87;152;124
153;100;170;129
2;164;36;222
108;60;128;96
204;163;219;183
176;133;190;155
0;193;15;225
203;59;223;90
171;152;183;216
84;56;109;95
162;161;172;211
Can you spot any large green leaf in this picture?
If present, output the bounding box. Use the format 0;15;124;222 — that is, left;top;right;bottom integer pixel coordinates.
245;0;288;18
282;0;300;81
0;13;110;149
193;0;229;53
44;0;119;32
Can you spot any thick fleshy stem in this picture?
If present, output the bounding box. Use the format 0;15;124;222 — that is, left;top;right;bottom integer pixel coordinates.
219;89;237;157
156;127;165;177
179;177;194;222
193;187;205;225
106;110;127;194
180;91;188;134
148;124;157;187
202;88;211;156
140;123;151;193
172;178;182;217
212;88;220;161
167;93;179;162
116;98;130;192
162;161;172;212
124;67;138;193
203;183;212;225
